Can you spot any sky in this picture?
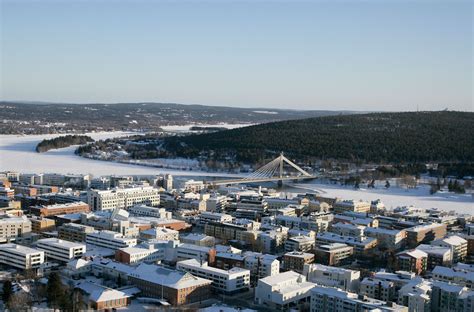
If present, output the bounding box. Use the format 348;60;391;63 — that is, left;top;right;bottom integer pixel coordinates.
0;0;472;111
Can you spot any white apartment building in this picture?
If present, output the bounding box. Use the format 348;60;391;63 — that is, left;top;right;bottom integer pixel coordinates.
316;232;378;255
184;180;205;192
203;195;228;212
397;279;432;312
333;200;371;214
180;233;216;247
303;263;360;292
36;238;86;262
258;228;288;253
129;205;171;218
285;235;315;252
432;265;474;288
331;223;366;237
116;240;179;265
365;227;407;250
88;186;160;211
86;230;137;249
199;211;233;224
360;278;396;302
310;286;408;312
255;271;316;309
0;215;32;243
116;244;164;265
139;227;179;241
177;259;250;294
243;252;280;278
0;243;44;270
265;197;300;210
431;235;468;263
176;244;214;263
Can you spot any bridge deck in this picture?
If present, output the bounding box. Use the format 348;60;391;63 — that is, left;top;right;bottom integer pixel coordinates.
207;175;318;186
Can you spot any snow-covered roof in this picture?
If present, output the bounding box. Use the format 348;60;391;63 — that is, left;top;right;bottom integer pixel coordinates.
129;263;212;290
397;249;428;259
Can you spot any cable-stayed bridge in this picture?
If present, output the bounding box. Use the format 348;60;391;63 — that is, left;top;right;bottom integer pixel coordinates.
206;153;317;187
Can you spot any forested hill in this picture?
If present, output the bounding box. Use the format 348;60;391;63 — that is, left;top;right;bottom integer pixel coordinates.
164;111;474;163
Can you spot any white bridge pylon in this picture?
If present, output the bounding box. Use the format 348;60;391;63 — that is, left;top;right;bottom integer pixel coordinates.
208;153;315;186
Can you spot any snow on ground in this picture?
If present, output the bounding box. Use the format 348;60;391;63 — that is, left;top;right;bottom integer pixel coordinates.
0;132;239;177
289;181;473;214
161;123;253;132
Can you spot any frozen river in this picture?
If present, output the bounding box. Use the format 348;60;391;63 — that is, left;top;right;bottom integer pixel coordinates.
0;132;239;178
288;181;473;214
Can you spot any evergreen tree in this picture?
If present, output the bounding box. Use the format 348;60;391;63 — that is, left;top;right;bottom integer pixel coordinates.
2;280;13;306
46;272;66;309
448;180;454;192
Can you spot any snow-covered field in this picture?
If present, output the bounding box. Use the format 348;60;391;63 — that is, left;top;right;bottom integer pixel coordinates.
290;181;473;214
0;132;239;177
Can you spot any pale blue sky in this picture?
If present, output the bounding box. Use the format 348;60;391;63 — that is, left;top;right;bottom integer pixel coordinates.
1;0;472;111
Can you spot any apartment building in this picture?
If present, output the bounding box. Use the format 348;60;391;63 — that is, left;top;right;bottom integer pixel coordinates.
176;243;216;265
333;214;379;228
432;264;474;288
283;251;314;273
430;281;474;312
128;205;171;218
360;278;396;302
285;235;315;252
255;271;316;309
35;238;86;262
86;231;137;249
58;223;96;242
0;215;32;243
431;235;468;263
243;252;280;279
265;197;300;210
365;227;407;250
315;243;354;266
397;279;432;311
199;212;233;225
258;228;288;253
310;286;408;312
0;187;15;198
177;259;250;294
139;227;179;241
331;223;365;237
204;220;260;241
405;223;447;248
202;195;228;213
333;200;371;214
274;214;332;233
88;186;160;211
115;244;164;265
316;232;378;256
396;249;428;275
30;201;90;217
180;233;216;247
303;263;360;292
30;216;55;233
183;180;205;192
415;244;452;270
0;243;44;270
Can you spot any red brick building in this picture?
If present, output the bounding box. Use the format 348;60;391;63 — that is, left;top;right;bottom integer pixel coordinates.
30;201;90;217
